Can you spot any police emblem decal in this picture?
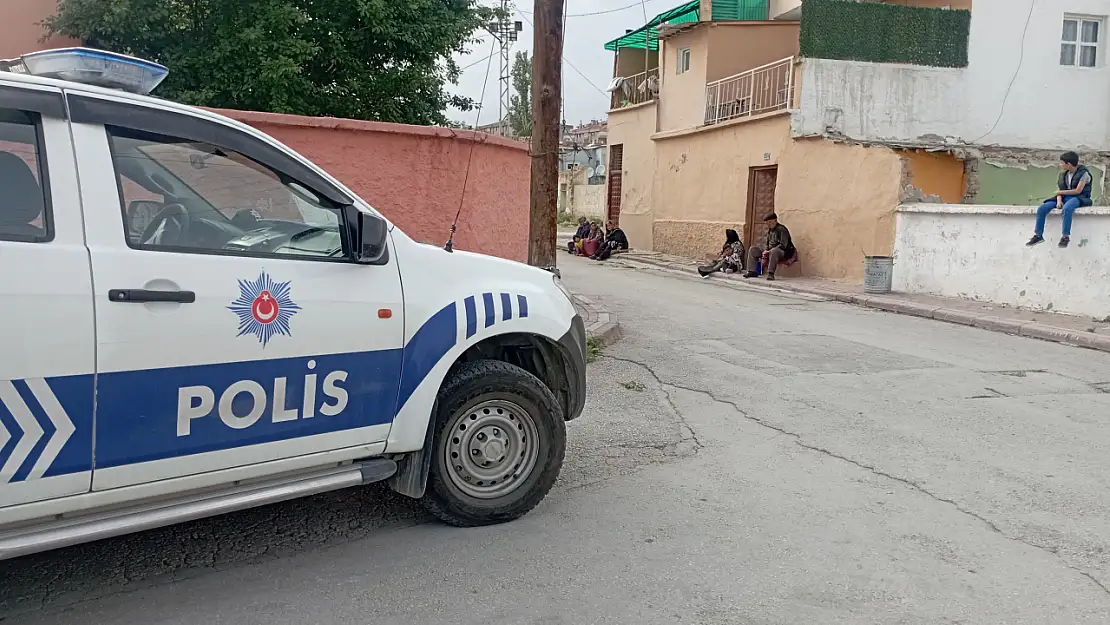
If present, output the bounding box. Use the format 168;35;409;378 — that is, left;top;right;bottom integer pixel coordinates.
228;271;302;346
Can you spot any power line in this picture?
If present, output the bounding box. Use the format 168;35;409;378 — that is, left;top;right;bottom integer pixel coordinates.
459;52;495;71
519;0;667;18
517;10;608;98
971;0;1036;144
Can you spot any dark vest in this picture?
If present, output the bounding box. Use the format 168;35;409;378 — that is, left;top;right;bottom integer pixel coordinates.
1057;164;1094;206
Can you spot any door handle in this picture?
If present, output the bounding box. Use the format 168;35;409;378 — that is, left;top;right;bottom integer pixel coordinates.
109;289;196;304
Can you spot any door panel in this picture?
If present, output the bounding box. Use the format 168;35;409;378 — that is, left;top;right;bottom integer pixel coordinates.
745;166;778;249
67;105;404;491
0;90;95;508
607;145;624;225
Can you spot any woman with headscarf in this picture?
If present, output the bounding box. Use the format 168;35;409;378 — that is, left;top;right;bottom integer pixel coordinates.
697;229;745;278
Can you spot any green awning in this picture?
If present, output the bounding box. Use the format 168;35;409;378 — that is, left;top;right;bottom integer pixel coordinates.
603;0;701;51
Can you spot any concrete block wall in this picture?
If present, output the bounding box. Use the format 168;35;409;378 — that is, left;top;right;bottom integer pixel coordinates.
893;203;1110;319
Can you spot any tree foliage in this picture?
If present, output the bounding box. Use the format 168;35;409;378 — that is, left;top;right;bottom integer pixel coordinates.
47;0;500;125
506;51;531;137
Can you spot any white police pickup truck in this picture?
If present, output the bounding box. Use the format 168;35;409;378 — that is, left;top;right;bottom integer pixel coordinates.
0;48;586;560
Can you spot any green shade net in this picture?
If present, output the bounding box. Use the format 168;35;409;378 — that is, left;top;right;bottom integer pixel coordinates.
603;0;701;51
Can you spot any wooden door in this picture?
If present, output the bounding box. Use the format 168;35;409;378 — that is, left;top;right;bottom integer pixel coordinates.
744;166;778;249
606;144;623;225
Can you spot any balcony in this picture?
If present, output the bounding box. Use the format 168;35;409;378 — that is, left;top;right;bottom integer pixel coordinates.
610;68;660;110
703;56;793;125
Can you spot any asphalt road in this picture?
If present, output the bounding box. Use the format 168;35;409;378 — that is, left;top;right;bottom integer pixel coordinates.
5;256;1110;624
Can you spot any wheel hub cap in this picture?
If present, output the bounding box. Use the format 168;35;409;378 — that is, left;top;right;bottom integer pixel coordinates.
444;399;540;499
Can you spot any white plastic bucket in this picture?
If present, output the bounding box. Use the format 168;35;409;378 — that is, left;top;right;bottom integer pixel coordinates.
863;256;894;294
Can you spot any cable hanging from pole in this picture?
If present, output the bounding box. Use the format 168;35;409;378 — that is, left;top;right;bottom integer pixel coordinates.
445;35;499;253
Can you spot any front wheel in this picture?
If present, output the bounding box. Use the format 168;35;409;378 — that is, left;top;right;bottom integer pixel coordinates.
422;360;567;526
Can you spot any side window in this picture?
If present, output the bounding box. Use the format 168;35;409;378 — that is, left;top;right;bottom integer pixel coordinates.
0;108;51;243
106;126;348;260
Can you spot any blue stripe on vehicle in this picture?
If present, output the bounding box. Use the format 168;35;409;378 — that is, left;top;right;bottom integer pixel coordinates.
501;293;512;321
2;304;466;477
396;302;458;412
518;295;529;318
464;296;477;338
483;293;495;328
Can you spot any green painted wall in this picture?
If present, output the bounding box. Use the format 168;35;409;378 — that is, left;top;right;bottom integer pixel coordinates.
976;162;1103;206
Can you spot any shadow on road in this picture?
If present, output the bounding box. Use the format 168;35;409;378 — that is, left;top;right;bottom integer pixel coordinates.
0;484;427;618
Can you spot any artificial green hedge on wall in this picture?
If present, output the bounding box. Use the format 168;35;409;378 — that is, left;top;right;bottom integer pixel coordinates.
800;0;970;68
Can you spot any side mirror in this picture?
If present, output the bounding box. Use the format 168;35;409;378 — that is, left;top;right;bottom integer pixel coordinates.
344;205;388;264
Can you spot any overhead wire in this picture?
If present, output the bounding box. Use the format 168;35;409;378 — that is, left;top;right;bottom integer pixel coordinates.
519;0;666;18
970;0;1036;144
445;35;499;252
516;10;609;99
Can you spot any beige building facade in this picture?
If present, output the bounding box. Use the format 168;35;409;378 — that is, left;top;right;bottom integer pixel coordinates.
604;1;970;280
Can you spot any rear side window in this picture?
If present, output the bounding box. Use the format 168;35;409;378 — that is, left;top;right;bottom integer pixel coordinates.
0;108;51;243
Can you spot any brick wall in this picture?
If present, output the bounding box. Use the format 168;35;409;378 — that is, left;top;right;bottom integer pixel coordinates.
210;110;531;263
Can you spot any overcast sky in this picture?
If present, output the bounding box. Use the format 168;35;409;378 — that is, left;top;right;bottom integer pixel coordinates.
447;0;677;127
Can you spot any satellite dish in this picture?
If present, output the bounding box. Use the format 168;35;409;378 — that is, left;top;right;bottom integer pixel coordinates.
595;164;606;176
587;167;597;177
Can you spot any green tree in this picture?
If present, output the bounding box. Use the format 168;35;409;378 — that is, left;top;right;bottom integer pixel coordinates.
47;0;499;125
506;51;531;137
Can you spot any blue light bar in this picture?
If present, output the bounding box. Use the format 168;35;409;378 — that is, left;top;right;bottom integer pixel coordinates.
16;47;168;95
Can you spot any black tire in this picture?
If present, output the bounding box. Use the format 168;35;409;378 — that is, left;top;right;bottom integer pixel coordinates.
421;360;567;526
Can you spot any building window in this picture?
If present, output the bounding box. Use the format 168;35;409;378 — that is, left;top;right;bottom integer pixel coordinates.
676;47;691;74
1061;16;1102;67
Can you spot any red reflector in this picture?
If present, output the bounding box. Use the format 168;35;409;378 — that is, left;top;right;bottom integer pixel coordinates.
378;309;392;319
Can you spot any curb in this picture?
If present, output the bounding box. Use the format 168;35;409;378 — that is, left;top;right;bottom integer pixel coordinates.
612;254;1110;354
571;294;622;345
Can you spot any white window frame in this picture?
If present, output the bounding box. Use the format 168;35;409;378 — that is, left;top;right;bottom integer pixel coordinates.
676;47;691;74
1061;15;1104;68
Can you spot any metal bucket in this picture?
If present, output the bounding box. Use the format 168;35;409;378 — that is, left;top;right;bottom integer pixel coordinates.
863;256;894;294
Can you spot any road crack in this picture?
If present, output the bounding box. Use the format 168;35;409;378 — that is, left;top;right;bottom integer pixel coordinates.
602;356;704;453
602;354;1110;600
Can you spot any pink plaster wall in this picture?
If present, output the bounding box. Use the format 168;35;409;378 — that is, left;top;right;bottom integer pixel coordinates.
0;0;79;59
211;109;531;263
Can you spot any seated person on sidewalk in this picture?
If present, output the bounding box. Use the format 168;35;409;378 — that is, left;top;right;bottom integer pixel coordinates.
698;229;745;278
567;216;591;254
591;220;630;261
578;221;604;257
744;213;796;281
1026;151;1093;248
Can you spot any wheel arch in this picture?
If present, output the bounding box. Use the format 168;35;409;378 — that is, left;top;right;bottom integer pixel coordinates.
387;325;586;499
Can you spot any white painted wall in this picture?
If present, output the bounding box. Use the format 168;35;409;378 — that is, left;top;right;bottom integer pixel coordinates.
794;0;1110;150
893;204;1110;318
792;59;967;142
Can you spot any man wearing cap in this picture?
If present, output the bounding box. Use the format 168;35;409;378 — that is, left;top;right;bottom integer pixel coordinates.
744;213;795;281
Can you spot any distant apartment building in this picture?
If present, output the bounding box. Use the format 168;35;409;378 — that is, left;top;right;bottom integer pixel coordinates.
604;0;1110;280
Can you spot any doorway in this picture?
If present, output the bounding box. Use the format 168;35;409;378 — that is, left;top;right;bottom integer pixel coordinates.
606;144;623;225
744;165;778;249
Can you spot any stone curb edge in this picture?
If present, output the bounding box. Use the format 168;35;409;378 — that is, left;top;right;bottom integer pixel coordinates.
571;294;623;346
613;255;1110;354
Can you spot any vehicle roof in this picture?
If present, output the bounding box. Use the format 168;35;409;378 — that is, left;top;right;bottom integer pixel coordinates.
0;67;390;223
1;68;205;118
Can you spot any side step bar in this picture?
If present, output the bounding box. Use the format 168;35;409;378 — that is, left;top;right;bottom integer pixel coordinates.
0;458;397;561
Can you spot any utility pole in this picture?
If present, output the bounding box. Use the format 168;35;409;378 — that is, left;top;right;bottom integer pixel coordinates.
527;0;564;269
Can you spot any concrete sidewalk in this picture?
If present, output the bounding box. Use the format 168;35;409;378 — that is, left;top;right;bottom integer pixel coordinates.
607;250;1110;353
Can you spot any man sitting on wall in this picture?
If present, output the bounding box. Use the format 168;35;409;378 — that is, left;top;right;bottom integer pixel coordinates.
744;213;796;281
1026;151;1093;248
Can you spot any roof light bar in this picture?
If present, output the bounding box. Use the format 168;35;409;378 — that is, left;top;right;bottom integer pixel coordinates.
2;47;168;95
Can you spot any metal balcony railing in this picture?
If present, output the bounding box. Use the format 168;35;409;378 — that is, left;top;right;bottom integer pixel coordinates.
610;68;660;110
703;57;794;126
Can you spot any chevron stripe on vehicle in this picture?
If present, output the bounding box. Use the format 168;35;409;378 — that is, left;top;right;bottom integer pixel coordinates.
0;378;78;483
